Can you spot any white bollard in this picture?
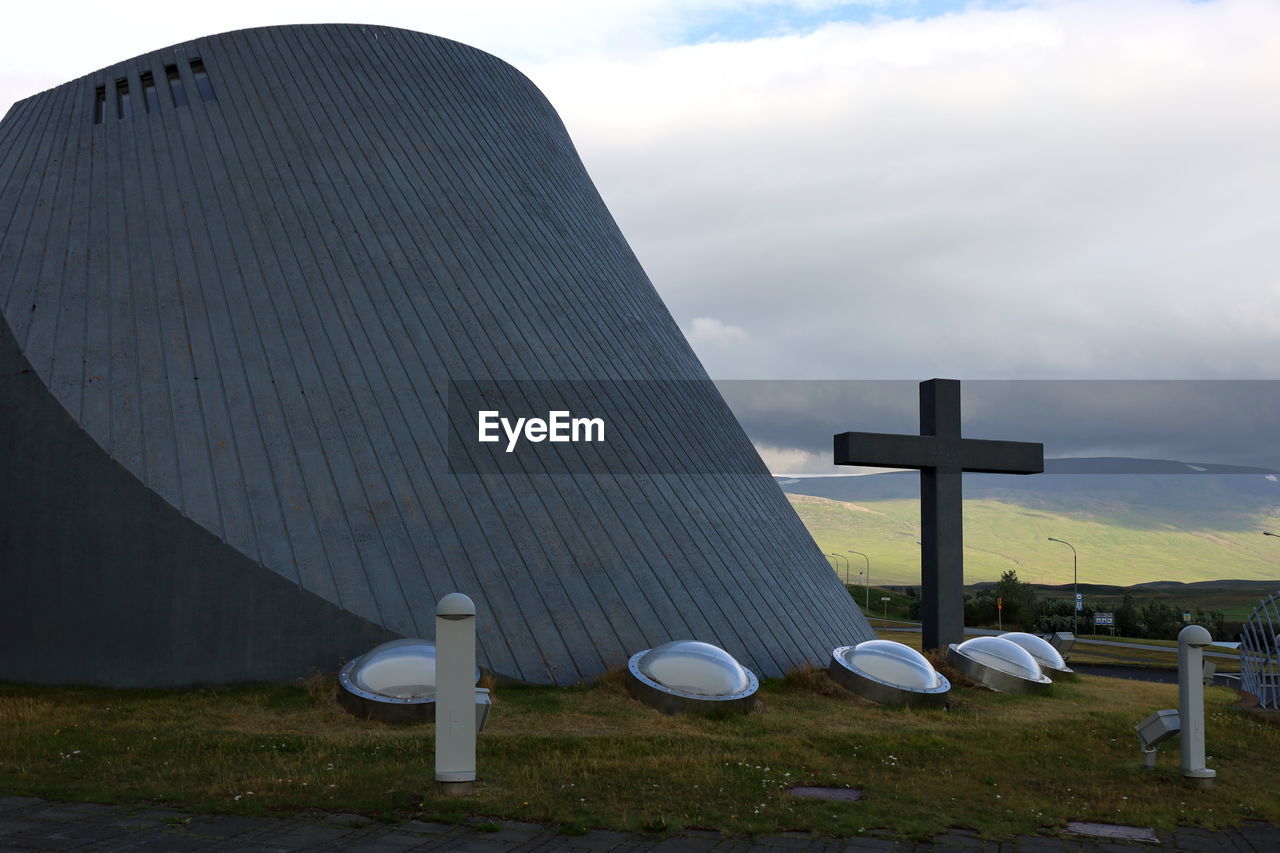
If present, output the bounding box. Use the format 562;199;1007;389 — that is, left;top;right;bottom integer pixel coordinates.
435;593;477;795
1177;624;1216;788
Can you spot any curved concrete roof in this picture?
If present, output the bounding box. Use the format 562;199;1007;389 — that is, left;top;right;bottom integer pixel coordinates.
0;24;874;686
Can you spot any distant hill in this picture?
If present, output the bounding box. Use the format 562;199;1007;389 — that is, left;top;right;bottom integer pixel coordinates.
781;458;1280;587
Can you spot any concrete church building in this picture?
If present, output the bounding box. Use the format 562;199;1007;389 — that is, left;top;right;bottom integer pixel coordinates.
0;24;874;687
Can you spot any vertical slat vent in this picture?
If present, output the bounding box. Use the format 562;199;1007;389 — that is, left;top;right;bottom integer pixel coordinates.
114;78;132;120
165;63;188;108
140;71;159;113
190;57;216;101
92;58;217;125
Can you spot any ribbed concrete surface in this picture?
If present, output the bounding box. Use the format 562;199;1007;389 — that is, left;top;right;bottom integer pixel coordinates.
0;24;873;686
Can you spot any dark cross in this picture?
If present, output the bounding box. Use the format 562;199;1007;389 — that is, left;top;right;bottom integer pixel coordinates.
833;379;1043;651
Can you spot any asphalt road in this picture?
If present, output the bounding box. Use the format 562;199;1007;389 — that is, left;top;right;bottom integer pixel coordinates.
878;623;1241;661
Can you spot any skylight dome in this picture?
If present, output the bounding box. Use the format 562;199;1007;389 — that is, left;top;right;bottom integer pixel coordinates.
338;638;478;723
626;640;758;714
828;640;950;707
947;636;1053;694
999;632;1073;675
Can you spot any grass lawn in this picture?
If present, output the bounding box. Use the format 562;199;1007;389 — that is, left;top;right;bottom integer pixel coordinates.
2;668;1277;841
847;586;915;625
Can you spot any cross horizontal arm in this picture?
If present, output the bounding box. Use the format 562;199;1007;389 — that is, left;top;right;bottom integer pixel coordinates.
951;438;1044;475
834;431;942;470
834;432;1043;474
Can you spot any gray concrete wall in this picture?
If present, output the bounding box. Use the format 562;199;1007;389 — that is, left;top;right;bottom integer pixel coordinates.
0;312;398;686
0;24;874;686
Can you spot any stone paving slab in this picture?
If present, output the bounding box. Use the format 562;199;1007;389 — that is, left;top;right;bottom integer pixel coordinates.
647;837;722;852
120;835;218;852
325;812;375;828
1064;823;1159;845
185;813;274;836
320;833;425;853
0;797;44;811
564;830;643;849
107;815;172;830
484;829;547;843
838;839;899;851
34;801;119;821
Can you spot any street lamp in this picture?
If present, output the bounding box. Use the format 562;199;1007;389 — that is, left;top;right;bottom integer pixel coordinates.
826;553;850;586
848;550;870;611
1047;537;1078;636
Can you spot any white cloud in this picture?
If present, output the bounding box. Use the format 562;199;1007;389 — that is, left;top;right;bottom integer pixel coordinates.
753;442;827;474
685;316;749;347
755;440;906;475
3;1;1278;384
530;0;1280;379
0;0;896;109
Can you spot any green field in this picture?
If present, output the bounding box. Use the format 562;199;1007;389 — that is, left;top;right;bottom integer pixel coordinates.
790;493;1280;588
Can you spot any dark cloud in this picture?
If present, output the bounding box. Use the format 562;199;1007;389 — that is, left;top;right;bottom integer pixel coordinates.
716;379;1280;473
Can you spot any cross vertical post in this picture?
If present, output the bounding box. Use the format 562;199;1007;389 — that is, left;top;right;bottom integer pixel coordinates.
920;379;964;650
833;379;1043;651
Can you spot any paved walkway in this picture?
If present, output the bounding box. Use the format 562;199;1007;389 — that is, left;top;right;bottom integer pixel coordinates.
1;796;1275;852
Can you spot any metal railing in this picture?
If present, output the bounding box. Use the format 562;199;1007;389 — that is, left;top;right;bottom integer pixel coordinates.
1239;591;1280;709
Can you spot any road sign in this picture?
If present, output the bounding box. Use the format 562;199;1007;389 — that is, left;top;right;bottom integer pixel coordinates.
1184;612;1192;623
1094;612;1114;626
1075;593;1083;601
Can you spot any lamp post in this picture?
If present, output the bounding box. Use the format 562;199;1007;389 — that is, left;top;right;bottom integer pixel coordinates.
1047;537;1078;636
848;550;870;611
826;553;849;585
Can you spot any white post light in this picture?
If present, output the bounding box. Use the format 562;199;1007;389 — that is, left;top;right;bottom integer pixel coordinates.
1177;624;1216;788
436;592;477;795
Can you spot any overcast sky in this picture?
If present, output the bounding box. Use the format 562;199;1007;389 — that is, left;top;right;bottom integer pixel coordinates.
718;379;1280;473
3;1;1277;473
